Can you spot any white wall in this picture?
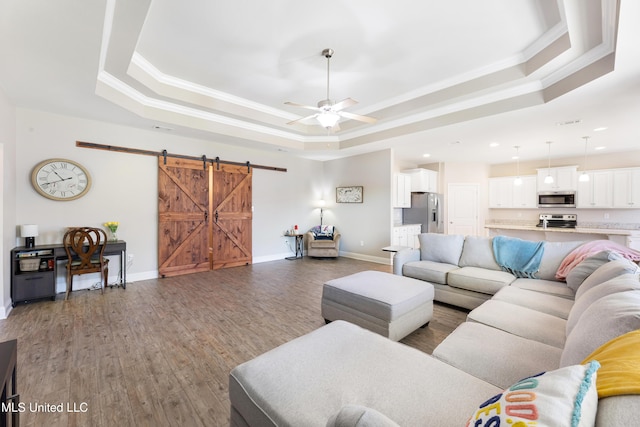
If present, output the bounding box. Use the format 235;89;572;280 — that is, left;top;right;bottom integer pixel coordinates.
0;88;17;317
322;149;392;263
15;109;323;292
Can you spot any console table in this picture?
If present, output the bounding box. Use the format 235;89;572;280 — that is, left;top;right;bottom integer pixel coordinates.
11;240;127;306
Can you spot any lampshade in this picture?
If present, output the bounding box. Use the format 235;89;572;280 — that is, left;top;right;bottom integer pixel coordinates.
316;112;340;129
20;224;39;238
316;199;326;208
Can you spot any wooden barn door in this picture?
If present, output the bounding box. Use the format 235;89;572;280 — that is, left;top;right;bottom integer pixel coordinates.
158;157;210;277
210;164;252;269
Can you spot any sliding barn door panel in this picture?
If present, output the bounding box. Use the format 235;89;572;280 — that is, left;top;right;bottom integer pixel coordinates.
158;158;210;277
211;164;253;269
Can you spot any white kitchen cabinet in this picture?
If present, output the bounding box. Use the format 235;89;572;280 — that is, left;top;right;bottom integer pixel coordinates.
612;168;640;208
488;177;513;208
536;166;578;192
489;175;536;208
577;170;613;208
404;168;438;193
392;225;422;248
512;176;537;208
393;173;412;208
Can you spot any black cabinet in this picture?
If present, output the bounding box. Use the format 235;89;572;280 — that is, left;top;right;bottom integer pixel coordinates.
10;247;56;306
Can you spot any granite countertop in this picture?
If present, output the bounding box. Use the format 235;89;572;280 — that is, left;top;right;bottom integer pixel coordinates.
484;223;640;236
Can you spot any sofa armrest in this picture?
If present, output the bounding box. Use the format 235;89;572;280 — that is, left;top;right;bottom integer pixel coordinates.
393;248;420;275
333;233;341;243
306;231;316;241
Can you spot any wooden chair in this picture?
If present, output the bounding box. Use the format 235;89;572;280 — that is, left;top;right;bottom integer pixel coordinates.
63;227;109;300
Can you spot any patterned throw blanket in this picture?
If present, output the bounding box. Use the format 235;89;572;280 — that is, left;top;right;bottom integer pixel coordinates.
492;236;545;278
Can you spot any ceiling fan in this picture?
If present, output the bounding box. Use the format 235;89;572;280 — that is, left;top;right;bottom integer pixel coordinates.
285;48;377;130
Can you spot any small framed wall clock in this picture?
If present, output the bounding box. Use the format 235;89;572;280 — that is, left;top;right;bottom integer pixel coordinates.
336;186;363;203
31;158;92;201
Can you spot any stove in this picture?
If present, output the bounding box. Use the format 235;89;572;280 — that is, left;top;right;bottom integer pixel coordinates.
536;214;577;229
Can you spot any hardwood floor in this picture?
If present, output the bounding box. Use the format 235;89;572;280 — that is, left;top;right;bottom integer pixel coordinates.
0;257;468;427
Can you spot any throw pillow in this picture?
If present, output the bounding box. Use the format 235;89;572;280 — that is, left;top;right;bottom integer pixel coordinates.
418;233;465;266
466;361;600;427
575;258;640;301
566;251;622;292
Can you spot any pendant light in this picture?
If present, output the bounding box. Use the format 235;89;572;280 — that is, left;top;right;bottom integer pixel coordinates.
513;146;523;186
544;141;554;184
579;136;590;182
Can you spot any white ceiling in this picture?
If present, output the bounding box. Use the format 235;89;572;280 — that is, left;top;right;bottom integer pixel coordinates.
1;0;638;165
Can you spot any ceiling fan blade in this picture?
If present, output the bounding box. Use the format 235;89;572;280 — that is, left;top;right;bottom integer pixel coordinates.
339;111;378;124
286;114;318;125
331;98;358;111
284;101;321;112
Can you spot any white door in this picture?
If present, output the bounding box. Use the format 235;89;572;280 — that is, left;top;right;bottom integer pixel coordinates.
448;183;479;235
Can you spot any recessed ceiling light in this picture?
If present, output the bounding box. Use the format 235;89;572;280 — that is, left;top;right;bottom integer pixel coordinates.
489;142;500;148
594;146;606;150
593;127;608;132
422;153;431;158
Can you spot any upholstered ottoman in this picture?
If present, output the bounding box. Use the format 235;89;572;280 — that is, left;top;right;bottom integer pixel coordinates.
321;270;434;341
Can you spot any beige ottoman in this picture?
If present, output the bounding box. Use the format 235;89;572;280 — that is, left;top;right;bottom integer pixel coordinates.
321;270;434;341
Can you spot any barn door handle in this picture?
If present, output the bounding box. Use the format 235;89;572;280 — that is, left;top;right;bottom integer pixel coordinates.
204;210;208;223
214;210;218;223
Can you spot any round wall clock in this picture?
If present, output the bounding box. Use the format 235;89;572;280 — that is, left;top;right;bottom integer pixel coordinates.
31;158;92;201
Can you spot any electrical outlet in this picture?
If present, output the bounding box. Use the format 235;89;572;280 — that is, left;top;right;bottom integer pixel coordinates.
360;241;364;246
127;254;134;262
604;213;610;220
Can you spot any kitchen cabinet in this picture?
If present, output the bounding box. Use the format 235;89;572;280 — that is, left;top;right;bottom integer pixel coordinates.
577;170;613;208
536;166;578;192
488;175;536;208
392;224;422;248
612;168;640;208
403;168;438;193
393;173;412;208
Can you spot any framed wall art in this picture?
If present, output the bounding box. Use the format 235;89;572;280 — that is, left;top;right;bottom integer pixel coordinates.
336;186;363;203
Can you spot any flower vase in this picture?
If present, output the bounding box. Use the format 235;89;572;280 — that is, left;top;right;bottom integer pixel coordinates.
109;230;118;241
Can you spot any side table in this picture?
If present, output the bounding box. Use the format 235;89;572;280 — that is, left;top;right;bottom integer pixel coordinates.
285;234;305;260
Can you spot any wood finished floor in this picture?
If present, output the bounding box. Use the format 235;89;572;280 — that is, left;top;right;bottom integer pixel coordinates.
0;257;468;427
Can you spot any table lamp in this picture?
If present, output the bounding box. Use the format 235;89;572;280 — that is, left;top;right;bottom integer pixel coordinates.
20;224;38;248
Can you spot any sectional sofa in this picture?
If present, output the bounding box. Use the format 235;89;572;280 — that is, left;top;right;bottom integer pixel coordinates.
229;238;640;426
393;234;585;309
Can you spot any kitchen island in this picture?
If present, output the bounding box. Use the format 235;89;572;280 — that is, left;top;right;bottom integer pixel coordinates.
484;223;640;250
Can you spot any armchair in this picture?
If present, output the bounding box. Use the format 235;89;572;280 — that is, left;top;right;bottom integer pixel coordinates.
306;225;341;258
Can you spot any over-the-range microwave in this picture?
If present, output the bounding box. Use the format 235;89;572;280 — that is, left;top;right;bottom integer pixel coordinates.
537;191;576;208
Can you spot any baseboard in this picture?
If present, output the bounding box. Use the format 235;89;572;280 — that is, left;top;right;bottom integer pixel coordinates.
0;302;12;319
253;252;292;263
339;251;392;265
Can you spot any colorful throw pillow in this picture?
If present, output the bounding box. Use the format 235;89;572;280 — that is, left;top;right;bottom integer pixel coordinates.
466;361;600;427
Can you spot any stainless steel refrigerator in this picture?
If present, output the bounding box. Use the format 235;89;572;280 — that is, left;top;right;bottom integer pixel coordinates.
402;192;444;233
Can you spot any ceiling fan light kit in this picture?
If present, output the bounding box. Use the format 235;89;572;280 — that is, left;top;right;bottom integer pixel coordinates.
285;48;377;130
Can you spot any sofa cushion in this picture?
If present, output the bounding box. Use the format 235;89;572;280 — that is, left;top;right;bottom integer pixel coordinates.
536;241;584;281
433;322;563;390
447;267;515;295
467;361;600;427
458;236;501;271
402;260;458;285
418;233;464;266
229;320;502;426
566;273;640;335
327;405;400;427
575;258;640;301
566;251;622;292
511;278;575;299
467;300;567;348
560;290;640;367
492;286;574;319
